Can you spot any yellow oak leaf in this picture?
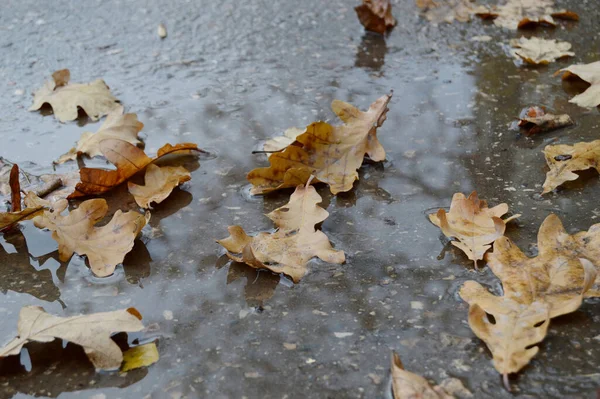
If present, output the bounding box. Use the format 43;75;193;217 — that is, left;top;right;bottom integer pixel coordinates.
556;61;600;108
355;0;396;34
57;106;143;163
476;0;578;30
32;198;148;276
29;69;120;123
217;180;345;283
247;93;391;195
541;140;600;194
460;214;597;387
0;306;145;370
510;37;574;65
128;164;191;208
429;192;519;266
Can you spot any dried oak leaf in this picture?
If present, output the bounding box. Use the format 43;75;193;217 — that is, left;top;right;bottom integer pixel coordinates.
128;164;191;208
217;180;345;283
541;139;600;194
68;139;201;199
556;61;600;108
416;0;487;24
460;214;597;387
391;352;454;398
510;37;574;65
248;93;391;195
0;192;49;231
355;0;396;34
476;0;578;30
32;198;148;276
0;306;144;370
429;192;519;266
57;106;143;163
29;69;120;123
515;105;573;135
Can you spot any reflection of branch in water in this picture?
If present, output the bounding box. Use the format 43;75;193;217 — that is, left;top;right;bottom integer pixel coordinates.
216;255;280;307
0;230;63;302
0;340;147;398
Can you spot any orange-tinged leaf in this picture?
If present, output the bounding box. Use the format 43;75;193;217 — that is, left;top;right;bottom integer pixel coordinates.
29;69;120;123
429;192;519;266
128;164;191;208
355;0;396;34
0;306;145;370
32;198;148;276
217;180;345;283
57;105;143;163
9;164;20;212
68;139;201;199
248;93;391;195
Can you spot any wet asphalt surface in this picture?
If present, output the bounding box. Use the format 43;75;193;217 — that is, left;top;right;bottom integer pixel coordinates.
1;0;600;398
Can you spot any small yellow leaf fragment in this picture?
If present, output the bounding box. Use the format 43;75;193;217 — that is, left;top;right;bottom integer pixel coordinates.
121;343;159;372
158;23;167;39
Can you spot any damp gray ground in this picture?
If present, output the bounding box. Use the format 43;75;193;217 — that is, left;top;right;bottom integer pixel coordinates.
1;0;600;398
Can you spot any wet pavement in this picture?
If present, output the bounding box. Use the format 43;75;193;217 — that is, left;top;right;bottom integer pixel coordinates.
1;0;600;398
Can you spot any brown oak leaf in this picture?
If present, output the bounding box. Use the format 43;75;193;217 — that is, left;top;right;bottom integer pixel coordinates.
355;0;396;34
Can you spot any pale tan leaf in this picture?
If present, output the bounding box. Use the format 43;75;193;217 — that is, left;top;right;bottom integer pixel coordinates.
128;164;191;208
541;140;600;194
556;61;600;108
33;198;148;276
416;0;488;24
248;93;391;195
0;306;144;370
476;0;578;30
263;127;304;153
429;192;519;265
29;69;120;123
57;106;143;163
217;180;345;282
516;106;573;135
510;37;574;65
391;352;454;399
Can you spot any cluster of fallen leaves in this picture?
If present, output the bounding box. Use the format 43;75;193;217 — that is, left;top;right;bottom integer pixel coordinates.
0;68;203;372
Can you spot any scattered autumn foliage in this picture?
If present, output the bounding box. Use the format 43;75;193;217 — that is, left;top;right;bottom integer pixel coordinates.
218;180;345;283
68;139;200;198
429;192;519;266
0;306;146;370
556;61;600;108
33;198;148;276
29;69;120;123
460;214;597;389
476;0;578;30
248;93;391;195
542;139;600;194
355;0;396;34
